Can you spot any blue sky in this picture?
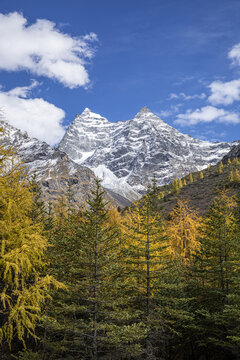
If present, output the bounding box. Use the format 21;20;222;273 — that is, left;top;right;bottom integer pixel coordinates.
1;0;240;144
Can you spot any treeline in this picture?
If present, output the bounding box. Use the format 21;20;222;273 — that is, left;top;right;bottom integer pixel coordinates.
0;140;240;360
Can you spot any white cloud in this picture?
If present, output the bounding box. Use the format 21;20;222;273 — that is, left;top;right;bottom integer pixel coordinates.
0;82;65;145
171;42;240;130
157;104;183;118
208;43;240;106
157;110;173;117
169;93;179;99
228;43;240;66
7;80;40;98
208;79;240;105
0;12;97;88
175;106;240;126
169;92;206;100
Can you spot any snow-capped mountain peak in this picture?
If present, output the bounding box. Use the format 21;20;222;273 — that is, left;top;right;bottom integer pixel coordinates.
135;106;159;119
132;107;175;133
58;107;237;200
80;107;107;121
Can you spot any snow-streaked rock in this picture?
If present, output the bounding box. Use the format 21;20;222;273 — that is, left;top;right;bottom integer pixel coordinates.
58;106;237;197
93;165;140;202
0;120;111;205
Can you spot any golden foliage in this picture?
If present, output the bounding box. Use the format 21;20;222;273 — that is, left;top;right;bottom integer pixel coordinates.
218;161;223;174
167;199;201;261
0;141;63;347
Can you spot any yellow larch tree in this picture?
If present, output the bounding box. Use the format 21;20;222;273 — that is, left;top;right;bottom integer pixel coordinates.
229;170;234;182
0;132;61;348
232;157;239;165
189;173;193;183
218;161;223;174
234;169;240;182
167;199;201;262
172;177;180;194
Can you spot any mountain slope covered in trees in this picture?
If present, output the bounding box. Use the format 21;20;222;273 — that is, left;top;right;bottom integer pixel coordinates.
153;157;240;216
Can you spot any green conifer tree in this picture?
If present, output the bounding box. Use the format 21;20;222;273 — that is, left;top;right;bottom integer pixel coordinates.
122;191;168;358
191;192;240;357
45;180;145;359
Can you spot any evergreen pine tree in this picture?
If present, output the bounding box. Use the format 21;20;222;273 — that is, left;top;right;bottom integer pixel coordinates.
191;192;240;358
44;180;145;359
122;191;168;358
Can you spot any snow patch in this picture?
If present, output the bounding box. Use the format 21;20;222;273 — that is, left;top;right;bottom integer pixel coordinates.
93;165;140;202
83;108;105;119
75;150;95;165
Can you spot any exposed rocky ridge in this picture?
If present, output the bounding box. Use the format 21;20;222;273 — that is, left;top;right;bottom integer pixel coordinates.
58;107;237;198
0;120;116;206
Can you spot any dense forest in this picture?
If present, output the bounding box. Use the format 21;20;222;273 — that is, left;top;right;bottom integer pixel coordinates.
1;135;240;360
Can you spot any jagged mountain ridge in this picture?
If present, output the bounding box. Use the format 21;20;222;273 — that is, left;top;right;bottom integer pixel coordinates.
0;120;116;205
58;107;236;197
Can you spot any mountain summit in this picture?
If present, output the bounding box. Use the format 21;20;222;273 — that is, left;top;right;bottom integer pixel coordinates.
58;108;236;198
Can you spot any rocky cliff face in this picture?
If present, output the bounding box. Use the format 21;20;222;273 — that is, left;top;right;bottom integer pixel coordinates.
0;120;105;205
58;107;236;198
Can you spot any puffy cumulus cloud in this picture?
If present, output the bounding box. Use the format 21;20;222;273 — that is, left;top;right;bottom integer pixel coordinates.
174;106;240;126
169;92;206;100
0;12;98;88
228;43;240;66
208;79;240;105
0;82;65;145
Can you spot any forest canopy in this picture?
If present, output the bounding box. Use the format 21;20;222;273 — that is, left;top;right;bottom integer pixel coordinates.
0;137;240;360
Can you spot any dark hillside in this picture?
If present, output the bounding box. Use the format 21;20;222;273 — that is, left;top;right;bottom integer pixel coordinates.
155;160;240;216
222;143;240;163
